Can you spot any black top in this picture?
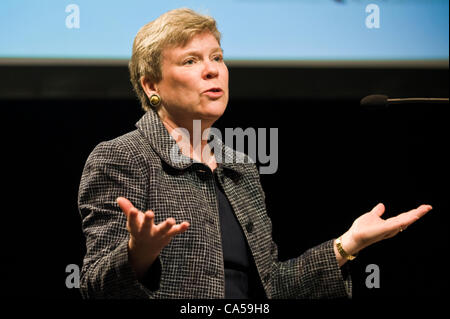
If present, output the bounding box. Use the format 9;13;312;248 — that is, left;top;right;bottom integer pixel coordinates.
213;171;266;299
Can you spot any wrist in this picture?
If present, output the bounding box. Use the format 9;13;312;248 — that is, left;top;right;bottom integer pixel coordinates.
128;238;159;279
335;237;357;262
339;231;360;256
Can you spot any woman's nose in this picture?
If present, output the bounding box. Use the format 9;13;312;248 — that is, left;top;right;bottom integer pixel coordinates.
203;61;219;79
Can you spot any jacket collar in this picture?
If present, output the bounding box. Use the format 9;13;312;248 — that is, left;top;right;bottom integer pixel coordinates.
135;110;250;177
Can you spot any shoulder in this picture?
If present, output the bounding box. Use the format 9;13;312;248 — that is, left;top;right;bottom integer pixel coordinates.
89;130;150;158
91;130;145;154
85;129;157;169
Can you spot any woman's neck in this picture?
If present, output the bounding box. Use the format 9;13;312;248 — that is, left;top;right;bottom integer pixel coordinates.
158;111;217;170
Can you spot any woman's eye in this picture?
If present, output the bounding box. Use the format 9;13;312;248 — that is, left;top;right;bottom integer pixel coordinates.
213;56;223;62
183;58;195;65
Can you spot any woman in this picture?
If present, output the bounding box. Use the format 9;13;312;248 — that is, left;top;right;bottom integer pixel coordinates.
78;8;431;299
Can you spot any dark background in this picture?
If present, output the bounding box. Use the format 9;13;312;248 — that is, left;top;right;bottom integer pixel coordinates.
0;64;448;299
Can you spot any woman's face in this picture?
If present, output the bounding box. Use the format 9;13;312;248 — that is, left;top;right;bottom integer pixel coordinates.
156;32;229;125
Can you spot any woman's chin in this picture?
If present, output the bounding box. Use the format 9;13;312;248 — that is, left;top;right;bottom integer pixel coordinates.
196;103;227;121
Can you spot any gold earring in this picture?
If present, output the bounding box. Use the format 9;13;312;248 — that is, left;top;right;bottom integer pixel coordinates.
149;94;161;107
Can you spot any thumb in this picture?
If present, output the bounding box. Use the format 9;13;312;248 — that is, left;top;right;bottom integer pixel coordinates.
371;203;385;217
117;197;136;216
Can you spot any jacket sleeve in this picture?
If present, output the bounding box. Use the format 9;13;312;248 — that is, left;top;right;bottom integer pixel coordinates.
77;139;159;299
250;165;352;299
270;239;352;299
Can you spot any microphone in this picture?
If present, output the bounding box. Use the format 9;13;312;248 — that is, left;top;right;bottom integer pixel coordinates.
360;94;449;109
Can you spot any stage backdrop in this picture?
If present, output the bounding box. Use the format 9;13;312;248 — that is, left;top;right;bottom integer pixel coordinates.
0;0;448;67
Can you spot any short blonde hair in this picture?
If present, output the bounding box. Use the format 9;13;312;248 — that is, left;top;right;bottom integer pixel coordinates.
129;8;221;111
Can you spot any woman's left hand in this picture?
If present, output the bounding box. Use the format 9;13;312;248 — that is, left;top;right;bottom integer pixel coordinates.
337;203;432;262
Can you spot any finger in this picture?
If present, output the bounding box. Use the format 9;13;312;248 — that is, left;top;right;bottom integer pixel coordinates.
401;206;432;228
386;204;433;233
382;218;407;237
166;221;190;237
156;217;176;234
370;203;385;217
117;197;136;216
394;205;432;226
127;208;141;234
413;204;433;219
141;210;155;233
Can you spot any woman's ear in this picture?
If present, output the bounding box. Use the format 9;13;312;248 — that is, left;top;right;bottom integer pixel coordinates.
140;76;158;97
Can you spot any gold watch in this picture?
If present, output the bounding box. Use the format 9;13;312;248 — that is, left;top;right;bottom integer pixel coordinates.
335;237;357;261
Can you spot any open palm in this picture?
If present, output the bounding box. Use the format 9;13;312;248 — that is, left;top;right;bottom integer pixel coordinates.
347;203;432;252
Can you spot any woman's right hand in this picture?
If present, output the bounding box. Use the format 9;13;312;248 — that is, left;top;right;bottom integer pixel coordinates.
117;197;190;280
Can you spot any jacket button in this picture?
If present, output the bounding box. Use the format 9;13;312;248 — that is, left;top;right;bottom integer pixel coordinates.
263;273;271;284
196;169;210;181
245;221;254;233
230;172;241;183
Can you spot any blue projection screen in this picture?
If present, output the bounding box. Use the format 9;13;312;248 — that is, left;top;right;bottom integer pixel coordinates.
0;0;448;67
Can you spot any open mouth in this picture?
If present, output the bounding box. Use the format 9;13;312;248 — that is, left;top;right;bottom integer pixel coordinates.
206;88;222;93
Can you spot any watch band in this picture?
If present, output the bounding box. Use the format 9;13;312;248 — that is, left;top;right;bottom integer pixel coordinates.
336;237;357;261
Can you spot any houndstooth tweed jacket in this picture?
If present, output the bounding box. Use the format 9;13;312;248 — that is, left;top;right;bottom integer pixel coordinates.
78;109;352;299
